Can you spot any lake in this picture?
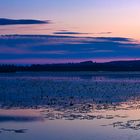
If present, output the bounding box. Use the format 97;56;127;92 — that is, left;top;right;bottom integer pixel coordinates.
0;72;140;140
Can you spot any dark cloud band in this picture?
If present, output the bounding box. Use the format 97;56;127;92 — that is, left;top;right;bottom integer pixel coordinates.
0;35;139;64
0;18;50;25
53;31;89;35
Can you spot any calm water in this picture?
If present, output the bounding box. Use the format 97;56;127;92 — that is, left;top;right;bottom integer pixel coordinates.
0;72;140;140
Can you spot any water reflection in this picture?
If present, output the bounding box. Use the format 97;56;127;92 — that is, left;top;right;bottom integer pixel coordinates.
0;128;27;134
0;115;43;122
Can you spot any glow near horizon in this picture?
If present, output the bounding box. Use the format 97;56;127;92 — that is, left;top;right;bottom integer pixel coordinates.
0;0;140;40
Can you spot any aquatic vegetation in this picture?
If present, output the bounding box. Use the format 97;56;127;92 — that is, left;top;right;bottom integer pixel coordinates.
103;120;140;130
0;72;140;109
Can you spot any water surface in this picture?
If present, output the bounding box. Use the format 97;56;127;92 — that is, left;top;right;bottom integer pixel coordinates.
0;72;140;140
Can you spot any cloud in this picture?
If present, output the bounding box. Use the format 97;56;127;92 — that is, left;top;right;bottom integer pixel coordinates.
98;32;112;34
85;37;134;43
0;34;139;64
0;18;50;25
53;31;90;35
54;30;112;35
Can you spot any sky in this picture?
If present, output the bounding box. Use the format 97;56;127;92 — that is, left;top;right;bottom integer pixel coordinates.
0;0;140;64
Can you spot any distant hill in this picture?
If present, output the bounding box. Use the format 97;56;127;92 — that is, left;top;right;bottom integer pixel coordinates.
1;60;140;72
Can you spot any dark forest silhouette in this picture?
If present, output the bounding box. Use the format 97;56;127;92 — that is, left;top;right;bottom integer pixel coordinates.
0;60;140;72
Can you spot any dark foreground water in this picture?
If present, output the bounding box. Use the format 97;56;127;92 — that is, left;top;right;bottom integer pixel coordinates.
0;72;140;140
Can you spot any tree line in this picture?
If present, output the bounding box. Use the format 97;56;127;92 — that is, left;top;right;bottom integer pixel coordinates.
0;60;140;72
